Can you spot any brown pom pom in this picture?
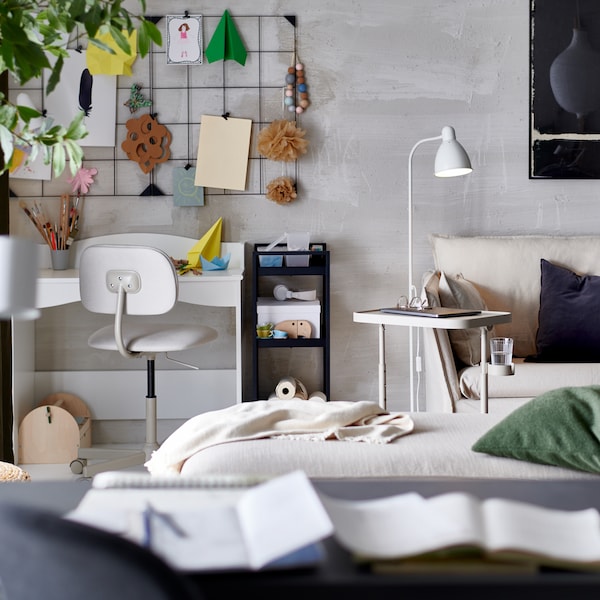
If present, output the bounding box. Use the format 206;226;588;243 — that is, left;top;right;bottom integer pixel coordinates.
257;119;309;162
265;176;297;205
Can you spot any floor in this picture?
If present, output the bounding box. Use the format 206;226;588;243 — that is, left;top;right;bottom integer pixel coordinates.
19;445;148;482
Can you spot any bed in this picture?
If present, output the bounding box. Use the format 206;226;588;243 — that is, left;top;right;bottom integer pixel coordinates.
145;392;600;481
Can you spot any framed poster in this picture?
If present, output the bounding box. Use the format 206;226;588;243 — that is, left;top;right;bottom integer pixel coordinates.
530;0;600;178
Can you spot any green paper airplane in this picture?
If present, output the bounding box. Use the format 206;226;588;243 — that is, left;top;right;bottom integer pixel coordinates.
205;10;247;66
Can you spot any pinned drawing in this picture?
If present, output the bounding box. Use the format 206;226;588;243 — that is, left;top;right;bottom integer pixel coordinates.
205;10;247;66
167;15;203;65
173;167;204;206
44;49;116;147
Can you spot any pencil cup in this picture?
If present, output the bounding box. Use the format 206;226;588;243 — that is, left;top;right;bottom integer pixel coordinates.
50;249;70;271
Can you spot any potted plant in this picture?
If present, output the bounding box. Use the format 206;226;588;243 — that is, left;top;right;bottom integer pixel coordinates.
0;0;161;178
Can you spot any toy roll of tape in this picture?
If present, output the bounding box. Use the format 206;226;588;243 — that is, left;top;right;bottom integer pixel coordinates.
275;377;308;400
308;391;327;402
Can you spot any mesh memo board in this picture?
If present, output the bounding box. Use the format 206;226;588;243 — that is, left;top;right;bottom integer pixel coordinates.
9;14;302;201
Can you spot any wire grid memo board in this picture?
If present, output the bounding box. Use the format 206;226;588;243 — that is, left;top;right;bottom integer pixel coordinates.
8;14;300;201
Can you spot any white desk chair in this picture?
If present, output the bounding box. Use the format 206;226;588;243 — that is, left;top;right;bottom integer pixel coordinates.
70;244;218;477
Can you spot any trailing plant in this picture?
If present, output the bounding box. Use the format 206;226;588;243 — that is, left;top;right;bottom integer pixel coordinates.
0;0;162;177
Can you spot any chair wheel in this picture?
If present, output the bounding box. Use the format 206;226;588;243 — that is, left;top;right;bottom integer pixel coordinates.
69;459;86;475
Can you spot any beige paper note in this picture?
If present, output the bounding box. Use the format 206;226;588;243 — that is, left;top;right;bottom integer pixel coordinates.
195;115;252;191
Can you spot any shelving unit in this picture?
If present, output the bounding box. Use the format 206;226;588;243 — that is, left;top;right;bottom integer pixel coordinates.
250;243;330;402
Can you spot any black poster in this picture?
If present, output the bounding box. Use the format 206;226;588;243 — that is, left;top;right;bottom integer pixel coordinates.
530;0;600;178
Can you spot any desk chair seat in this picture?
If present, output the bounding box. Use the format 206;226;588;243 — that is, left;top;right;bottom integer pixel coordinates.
0;501;199;600
71;244;217;477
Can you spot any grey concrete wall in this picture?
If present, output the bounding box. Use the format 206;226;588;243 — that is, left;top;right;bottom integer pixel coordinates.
11;1;592;412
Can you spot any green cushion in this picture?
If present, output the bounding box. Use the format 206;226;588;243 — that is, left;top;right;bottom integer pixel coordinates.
472;386;600;473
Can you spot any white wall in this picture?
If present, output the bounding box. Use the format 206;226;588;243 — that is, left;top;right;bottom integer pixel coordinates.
10;1;592;412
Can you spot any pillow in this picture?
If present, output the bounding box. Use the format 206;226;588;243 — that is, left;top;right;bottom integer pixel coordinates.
438;272;489;365
472;385;600;474
529;259;600;362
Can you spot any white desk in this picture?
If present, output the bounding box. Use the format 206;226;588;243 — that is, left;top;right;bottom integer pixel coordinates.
353;309;512;413
13;235;244;460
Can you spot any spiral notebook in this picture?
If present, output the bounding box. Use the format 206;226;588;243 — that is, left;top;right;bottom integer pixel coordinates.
92;470;267;489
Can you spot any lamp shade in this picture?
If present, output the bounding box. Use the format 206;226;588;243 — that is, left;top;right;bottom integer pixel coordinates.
0;236;40;320
434;126;473;177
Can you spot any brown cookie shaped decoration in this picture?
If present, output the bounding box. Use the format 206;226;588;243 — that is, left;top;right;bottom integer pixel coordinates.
121;114;172;174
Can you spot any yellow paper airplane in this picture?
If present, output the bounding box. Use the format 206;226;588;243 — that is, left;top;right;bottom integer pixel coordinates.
187;218;223;268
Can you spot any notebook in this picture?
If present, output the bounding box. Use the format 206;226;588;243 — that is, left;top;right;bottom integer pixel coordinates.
379;307;482;318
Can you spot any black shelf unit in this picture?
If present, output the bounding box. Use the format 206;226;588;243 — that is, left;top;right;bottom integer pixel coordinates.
251;243;330;402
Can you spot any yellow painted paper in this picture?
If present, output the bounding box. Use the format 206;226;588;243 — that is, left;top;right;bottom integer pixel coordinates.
195;115;252;191
187;218;223;268
86;31;137;75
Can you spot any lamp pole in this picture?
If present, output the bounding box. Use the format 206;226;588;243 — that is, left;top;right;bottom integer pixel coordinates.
405;126;472;412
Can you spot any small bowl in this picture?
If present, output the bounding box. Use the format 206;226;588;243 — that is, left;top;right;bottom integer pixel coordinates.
272;329;288;339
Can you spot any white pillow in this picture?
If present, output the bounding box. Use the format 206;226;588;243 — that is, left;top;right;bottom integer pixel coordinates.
438;272;490;366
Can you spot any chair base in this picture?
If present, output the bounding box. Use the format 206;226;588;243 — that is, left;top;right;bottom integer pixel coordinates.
70;388;159;478
70;447;148;477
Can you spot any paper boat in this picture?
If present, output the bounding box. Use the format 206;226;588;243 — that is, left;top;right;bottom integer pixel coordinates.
187;217;223;267
201;253;231;271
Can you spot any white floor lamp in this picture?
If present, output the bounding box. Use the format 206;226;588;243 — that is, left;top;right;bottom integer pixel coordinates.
407;126;472;411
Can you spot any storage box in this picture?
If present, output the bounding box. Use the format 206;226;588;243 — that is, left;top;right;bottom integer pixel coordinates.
285;231;311;267
257;247;283;267
257;297;321;338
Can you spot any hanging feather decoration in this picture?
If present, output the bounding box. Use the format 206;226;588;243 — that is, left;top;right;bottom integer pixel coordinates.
78;69;93;116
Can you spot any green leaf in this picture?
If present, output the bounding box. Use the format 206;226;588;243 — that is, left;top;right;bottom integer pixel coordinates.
0;125;15;171
51;143;66;178
45;55;64;96
64;139;84;174
108;25;130;55
16;106;42;123
143;19;162;47
65;112;88;141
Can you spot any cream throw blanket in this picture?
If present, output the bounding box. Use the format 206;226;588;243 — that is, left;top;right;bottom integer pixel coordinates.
145;400;414;475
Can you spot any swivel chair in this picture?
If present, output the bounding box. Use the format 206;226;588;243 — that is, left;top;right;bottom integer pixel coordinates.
70;244;218;477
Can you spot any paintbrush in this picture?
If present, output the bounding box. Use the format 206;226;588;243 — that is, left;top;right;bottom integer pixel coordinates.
19;200;52;247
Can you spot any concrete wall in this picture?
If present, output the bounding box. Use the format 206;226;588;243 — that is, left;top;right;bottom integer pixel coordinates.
10;1;594;412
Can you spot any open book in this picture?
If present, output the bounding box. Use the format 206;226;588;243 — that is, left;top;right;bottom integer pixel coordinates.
319;491;600;571
68;470;333;572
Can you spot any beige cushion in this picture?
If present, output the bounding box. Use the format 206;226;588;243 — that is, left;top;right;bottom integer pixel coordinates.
430;234;600;357
459;358;600;399
438;272;489;366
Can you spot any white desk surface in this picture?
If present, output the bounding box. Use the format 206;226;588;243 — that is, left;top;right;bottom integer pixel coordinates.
13;236;245;463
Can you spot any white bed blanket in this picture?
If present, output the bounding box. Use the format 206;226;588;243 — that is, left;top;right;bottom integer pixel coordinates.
145;400;414;475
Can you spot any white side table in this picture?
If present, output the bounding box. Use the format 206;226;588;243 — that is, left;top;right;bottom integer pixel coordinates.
353;309;512;413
